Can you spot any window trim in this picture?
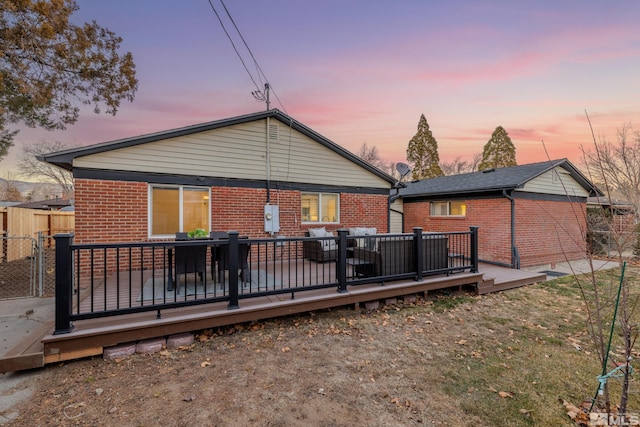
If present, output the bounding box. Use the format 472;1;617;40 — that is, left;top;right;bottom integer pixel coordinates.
148;184;211;239
430;201;466;218
301;192;340;224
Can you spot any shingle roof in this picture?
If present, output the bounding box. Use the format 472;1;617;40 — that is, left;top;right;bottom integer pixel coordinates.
12;199;72;210
399;159;601;198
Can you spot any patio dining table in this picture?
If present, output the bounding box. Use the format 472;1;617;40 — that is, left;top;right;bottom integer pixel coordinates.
166;233;250;292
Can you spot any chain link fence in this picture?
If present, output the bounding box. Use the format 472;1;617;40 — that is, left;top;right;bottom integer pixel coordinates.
38;233;57;297
588;230;637;258
0;236;38;299
0;233;60;299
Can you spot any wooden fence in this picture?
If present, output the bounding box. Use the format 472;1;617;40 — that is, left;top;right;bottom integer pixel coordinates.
1;207;75;262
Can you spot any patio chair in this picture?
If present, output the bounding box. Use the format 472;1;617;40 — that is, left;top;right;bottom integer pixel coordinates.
174;232;208;286
213;234;251;286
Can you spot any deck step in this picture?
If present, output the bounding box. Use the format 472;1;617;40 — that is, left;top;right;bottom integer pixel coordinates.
0;353;44;374
477;273;546;295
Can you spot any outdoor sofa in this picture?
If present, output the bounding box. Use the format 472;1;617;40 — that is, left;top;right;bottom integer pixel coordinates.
351;234;449;277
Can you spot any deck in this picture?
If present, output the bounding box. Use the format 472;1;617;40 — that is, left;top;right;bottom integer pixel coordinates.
0;263;545;373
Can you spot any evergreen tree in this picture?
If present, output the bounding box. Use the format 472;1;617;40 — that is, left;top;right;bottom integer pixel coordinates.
478;126;517;170
406;114;444;180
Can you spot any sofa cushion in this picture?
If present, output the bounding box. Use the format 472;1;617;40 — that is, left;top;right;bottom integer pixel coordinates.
349;227;377;251
321;231;336;250
308;227;327;238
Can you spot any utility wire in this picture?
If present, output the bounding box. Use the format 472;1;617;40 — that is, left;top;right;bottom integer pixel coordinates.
218;0;264;87
206;0;261;94
208;0;287;113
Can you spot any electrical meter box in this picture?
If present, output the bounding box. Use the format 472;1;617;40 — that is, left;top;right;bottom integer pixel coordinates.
264;204;280;233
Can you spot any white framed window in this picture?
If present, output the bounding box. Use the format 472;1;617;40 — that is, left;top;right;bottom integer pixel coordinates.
148;185;211;238
430;201;466;217
301;193;339;223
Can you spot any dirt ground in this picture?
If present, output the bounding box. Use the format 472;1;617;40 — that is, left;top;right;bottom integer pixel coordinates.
2;274;638;426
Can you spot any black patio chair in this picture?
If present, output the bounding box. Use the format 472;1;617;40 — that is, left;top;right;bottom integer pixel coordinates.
173;232;208;287
211;232;251;286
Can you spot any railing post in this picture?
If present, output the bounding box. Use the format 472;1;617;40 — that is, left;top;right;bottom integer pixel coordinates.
54;233;74;334
470;226;479;273
413;227;423;281
336;229;348;293
227;231;240;309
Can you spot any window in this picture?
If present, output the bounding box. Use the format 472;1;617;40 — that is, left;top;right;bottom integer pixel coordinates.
430;201;466;217
149;185;210;237
301;193;339;223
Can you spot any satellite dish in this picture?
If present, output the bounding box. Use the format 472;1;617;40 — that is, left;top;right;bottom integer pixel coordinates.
396;162;411;179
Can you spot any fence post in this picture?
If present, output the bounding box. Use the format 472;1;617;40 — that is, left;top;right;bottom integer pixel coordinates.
336;229;348;293
413;227;424;281
227;231;239;310
470;226;479;273
54;233;74;334
37;232;44;297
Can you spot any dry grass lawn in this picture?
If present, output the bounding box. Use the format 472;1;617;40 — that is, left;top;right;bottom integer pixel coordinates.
6;266;640;426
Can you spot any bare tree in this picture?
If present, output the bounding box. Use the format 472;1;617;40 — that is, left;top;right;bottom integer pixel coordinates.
440;153;482;176
0;172;23;202
578;119;639;416
583;124;640;225
17;140;74;197
357;143;387;170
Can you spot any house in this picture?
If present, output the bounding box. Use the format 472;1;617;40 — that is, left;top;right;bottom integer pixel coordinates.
397;159;603;268
39;110;396;244
12;198;73;211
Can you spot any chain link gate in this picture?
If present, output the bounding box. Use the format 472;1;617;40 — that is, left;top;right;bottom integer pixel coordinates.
0;236;38;299
37;232;57;297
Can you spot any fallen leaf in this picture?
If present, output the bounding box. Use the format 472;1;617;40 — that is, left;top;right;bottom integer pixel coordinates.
498;391;513;398
281;347;290;352
457;339;467;345
200;361;211;368
562;399;583;421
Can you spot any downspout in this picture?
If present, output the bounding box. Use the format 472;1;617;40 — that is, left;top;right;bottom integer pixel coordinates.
266;116;271;203
503;190;520;268
388;185;405;233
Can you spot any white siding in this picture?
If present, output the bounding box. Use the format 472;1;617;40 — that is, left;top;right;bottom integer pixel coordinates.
73;119;390;189
390;199;404;233
518;167;589;198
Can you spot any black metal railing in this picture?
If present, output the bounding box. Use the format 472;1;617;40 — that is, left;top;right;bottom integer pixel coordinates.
53;227;478;334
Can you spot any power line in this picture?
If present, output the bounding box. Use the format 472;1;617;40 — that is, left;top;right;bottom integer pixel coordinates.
206;0;261;93
207;0;287;113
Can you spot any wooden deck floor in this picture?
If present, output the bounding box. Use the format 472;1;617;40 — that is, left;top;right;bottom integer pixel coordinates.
0;263;546;373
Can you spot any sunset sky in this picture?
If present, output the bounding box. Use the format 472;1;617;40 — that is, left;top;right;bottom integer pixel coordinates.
2;0;639;177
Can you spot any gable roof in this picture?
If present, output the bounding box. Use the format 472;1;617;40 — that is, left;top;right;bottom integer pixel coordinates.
399;159;602;198
39;109;396;185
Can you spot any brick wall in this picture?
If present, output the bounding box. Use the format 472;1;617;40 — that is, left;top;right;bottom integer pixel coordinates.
75;179;148;244
514;198;587;267
75;179;388;244
404;197;587;268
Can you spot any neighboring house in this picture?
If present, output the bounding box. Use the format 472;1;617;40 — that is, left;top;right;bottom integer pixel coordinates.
397;159;602;268
587;196;636;234
12;198;73;211
40;110;396;244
